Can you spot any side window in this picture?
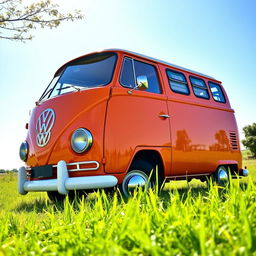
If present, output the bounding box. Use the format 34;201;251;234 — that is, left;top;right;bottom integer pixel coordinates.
166;69;189;95
133;60;161;94
208;82;226;103
120;57;161;94
190;76;209;99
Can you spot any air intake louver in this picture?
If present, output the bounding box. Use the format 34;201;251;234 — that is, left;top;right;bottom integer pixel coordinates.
229;132;239;150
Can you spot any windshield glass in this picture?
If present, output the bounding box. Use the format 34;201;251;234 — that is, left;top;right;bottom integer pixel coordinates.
40;52;117;101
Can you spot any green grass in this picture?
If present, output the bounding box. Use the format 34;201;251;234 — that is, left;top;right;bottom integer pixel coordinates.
242;150;255;160
0;160;256;255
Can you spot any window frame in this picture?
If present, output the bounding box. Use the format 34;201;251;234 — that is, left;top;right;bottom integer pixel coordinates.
166;69;190;95
189;76;210;100
119;56;162;94
208;81;226;103
119;57;136;89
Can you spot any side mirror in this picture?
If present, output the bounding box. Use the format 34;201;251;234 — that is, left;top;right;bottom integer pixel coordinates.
136;75;148;90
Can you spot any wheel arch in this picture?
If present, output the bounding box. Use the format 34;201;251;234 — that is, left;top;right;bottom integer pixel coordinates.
216;160;239;175
128;149;165;179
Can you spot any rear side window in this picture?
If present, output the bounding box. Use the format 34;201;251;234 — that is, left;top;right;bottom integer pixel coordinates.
120;57;161;94
166;70;189;95
208;82;226;103
190;76;209;99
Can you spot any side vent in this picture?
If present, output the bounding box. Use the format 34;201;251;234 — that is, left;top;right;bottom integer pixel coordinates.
229;132;239;150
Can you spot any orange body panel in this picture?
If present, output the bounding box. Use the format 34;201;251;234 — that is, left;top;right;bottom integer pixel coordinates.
23;49;242;184
26;87;110;177
158;64;242;175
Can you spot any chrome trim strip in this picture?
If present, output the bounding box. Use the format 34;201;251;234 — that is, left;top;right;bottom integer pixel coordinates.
166;173;211;179
26;161;100;174
53;161;100;172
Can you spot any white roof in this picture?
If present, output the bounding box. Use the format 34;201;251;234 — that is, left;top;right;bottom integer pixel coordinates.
104;48;216;80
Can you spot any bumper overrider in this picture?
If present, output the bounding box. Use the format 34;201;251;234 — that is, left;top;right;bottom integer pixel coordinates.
18;160;118;195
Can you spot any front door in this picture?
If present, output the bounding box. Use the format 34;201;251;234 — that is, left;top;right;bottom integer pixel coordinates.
104;56;171;174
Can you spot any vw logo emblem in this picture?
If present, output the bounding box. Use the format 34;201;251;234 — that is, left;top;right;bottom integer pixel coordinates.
36;108;55;147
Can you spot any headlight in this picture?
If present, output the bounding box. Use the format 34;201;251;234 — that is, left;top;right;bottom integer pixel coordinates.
19;141;29;161
71;128;93;153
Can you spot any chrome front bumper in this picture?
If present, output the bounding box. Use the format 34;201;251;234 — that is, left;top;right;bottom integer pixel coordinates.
18;160;118;195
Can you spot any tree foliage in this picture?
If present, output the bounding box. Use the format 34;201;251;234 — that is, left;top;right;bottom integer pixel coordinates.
0;0;83;41
242;123;256;157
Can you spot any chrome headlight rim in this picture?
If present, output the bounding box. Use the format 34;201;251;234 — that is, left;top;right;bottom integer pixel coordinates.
19;141;29;161
71;128;93;154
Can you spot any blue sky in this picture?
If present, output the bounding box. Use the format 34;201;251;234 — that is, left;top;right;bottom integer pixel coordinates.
0;0;255;169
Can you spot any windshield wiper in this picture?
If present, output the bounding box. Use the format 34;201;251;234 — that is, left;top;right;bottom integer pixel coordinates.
57;85;81;92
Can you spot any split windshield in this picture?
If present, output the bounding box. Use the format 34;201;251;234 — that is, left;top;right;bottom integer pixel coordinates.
39;52;117;101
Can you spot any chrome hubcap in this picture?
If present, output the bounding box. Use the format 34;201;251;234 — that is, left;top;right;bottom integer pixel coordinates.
127;175;146;194
217;167;228;186
122;171;149;197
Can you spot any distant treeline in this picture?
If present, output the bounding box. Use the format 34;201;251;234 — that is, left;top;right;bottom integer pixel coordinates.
0;169;18;173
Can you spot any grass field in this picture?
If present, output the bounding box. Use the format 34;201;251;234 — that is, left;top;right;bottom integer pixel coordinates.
0;160;256;255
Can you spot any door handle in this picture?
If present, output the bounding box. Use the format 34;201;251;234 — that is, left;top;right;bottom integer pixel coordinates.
159;114;170;119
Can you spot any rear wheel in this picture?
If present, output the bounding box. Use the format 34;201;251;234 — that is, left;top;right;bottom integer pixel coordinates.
120;159;163;197
214;166;229;187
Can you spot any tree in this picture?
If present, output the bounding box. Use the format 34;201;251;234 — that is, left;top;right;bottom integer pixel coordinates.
242;123;256;157
0;0;83;41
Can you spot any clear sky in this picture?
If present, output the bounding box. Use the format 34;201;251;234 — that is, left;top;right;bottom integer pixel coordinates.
0;0;255;169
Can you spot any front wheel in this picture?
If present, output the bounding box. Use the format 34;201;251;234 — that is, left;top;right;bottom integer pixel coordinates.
120;159;163;197
47;191;66;202
47;190;88;202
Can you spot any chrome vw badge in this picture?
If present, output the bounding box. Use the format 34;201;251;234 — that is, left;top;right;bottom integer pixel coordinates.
36;108;55;147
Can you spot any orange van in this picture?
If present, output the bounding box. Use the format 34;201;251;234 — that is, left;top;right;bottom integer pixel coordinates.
18;49;249;199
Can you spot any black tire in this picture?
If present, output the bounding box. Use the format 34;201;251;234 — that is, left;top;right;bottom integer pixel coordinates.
47;190;88;203
120;159;164;197
47;191;66;202
132;159;164;187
